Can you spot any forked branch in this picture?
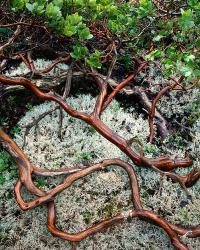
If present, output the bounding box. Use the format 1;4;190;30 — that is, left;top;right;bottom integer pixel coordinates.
0;74;193;172
0;129;199;250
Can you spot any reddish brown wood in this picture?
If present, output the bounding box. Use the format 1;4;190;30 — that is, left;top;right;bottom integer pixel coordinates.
0;74;192;171
0;65;199;250
149;83;178;143
1;129;199;249
102;62;148;111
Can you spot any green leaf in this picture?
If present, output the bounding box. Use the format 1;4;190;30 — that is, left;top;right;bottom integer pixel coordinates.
53;0;63;8
196;38;200;48
46;3;61;18
11;0;28;9
26;3;35;12
188;0;198;7
66;13;82;26
78;27;93;40
194;69;200;77
145;49;164;60
0;28;12;35
88;0;96;8
86;50;102;68
184;54;195;62
138;0;154;18
179;65;193;77
0;175;5;185
178;9;195;30
166;46;178;60
25;2;45;14
63;24;76;37
70;45;88;60
163;59;174;70
108;20;121;33
153;35;164;42
165;21;173;30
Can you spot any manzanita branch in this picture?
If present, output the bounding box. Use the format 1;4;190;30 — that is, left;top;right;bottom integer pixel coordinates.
0;2;199;249
0;128;199;250
102;61;148;111
92;72;171;138
0;74;193;171
0;22;48;31
0;25;21;53
149;82;178;143
0;65;198;249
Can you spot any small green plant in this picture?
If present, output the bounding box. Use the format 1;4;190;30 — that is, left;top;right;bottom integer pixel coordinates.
119;54;132;71
82;210;94;225
179;207;191;224
10;126;21;135
0;150;17;185
6;95;16;104
188;92;200;125
101;202;121;218
75;151;95;162
163;134;185;150
9;0;199;79
35;176;46;188
144;143;159;156
85;125;96;135
26;103;34;111
86;50;102;69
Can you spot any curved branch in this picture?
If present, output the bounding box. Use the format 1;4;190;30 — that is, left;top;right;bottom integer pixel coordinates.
151;165;200;189
0;128;45;197
102;61;148;111
39;56;71;74
0;25;21;52
149;82;178;143
94;73;171;138
0;128;198;248
0;22;48;31
32;165;87;177
0;74;192;171
14;159;141;211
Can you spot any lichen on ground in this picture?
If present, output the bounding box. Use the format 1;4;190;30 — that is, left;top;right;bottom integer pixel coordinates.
0;87;199;249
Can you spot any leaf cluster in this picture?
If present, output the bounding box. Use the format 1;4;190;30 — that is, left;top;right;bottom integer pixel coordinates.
8;0;200;81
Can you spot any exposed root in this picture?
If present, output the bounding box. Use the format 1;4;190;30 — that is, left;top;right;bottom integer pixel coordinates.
0;129;199;250
149;81;179;143
0;15;199;249
0;74;193;171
